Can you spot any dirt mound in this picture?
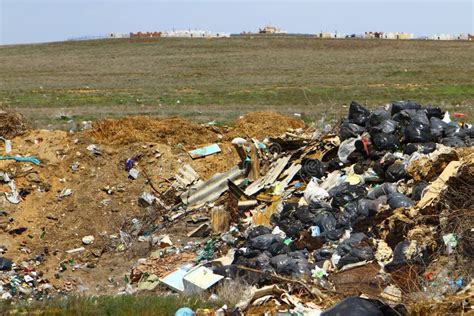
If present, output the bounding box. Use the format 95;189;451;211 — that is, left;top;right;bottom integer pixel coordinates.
229;111;305;139
88;116;219;146
0;106;28;138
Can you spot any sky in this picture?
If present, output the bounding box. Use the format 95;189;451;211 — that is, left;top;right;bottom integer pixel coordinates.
0;0;473;45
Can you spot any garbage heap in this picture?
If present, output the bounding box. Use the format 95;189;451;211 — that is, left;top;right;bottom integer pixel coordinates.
126;101;473;314
0;101;472;314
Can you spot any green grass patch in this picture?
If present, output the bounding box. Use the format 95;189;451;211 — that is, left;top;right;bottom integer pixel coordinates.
0;294;220;316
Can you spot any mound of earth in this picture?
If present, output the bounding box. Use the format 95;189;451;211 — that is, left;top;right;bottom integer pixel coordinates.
88;116;220;146
229;111;305;139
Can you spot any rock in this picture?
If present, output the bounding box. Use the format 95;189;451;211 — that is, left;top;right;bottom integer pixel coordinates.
82;235;95;245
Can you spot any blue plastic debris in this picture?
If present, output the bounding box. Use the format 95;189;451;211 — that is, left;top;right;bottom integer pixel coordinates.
0;156;41;165
188;144;221;159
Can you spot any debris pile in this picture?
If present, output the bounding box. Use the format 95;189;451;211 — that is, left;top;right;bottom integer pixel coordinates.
0;102;473;314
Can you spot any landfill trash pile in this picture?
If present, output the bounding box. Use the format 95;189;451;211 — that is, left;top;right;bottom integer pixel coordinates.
0;102;473;314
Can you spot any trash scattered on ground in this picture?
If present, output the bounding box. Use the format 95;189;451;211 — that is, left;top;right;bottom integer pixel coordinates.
0;103;472;315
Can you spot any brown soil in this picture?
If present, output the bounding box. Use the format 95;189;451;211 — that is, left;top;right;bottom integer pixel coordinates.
88;116;220;147
0;111;303;295
228;111;305;139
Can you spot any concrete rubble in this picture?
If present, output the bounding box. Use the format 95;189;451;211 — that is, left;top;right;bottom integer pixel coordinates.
0;102;473;315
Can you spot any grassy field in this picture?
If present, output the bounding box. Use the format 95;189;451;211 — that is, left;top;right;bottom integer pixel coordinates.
0;294;220;316
0;37;473;127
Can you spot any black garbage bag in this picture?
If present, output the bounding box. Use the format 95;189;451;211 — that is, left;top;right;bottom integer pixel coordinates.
392;109;417;126
444;124;463;138
237;248;262;258
404;121;433;143
254;251;272;269
295;206;316;224
430;117;448;139
314;248;334;262
411;180;428;201
368;108;391;127
403;142;437;155
391;100;421;115
370;119;398;135
248;234;282;250
372;133;400;150
322;297;404;316
357;198;384;216
385;162;407;182
313;211;337;233
348;101;371;126
277;219;304;238
335;233;374;268
387;192;413;209
426;106;444;119
0;257;12;271
442;137;465;147
385;240;423;272
340;121;365;140
247;226;272;239
412;110;430;126
340;202;359;225
270;254;311;276
328;183;367;207
325;228;345;241
268;241;291;256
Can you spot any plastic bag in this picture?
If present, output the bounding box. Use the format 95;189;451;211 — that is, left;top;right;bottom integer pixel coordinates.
442;137;465;147
368;108;391;127
367;183;397;199
348;101;370;126
403;142;436;155
335;233;374;268
340;122;365;140
385;162;407;182
248;234;282;250
426;106;444;119
412;110;430;126
329;183;367;207
370;119;398;134
372;132;400;150
313;211;337;233
385;240;421;271
247;226;272;239
270;254;311;276
411;180;428;201
430;117;448;139
404;121;432;143
387;192;413;209
391;100;421;115
322;297;400;316
338;137;359;163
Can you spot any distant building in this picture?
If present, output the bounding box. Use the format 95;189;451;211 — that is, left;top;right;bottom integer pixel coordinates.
365;32;413;40
109;33;130;39
130;31;162;38
259;25;287;34
161;30;229;38
317;31;346;39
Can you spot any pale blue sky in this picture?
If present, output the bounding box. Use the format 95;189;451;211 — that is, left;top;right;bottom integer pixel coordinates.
1;0;473;44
